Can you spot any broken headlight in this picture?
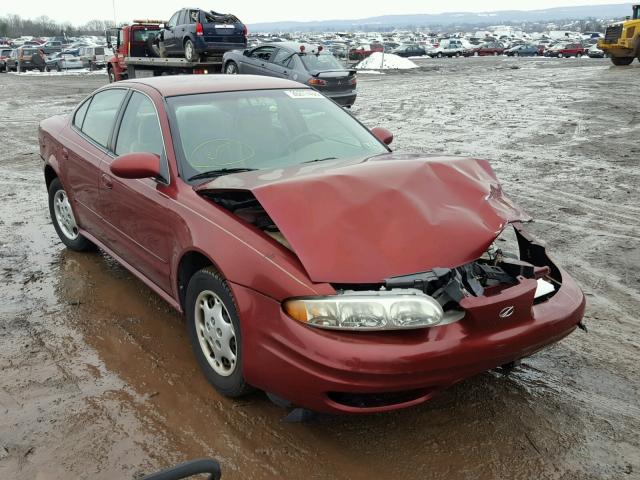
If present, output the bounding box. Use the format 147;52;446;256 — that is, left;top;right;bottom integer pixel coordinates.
283;291;444;331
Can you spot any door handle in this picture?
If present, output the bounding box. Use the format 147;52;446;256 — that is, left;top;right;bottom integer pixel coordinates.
61;147;69;160
101;173;113;189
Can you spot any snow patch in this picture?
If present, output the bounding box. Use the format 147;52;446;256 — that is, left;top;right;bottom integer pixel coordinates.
356;52;418;70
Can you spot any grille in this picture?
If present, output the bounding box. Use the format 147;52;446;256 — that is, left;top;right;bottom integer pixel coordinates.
604;25;622;43
328;389;430;408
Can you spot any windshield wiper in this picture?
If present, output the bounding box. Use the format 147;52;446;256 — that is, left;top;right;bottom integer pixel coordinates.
188;168;257;182
303;157;337;164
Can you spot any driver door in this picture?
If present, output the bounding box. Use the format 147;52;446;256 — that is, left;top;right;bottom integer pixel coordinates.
163;11;181;53
241;46;276;74
98;91;175;294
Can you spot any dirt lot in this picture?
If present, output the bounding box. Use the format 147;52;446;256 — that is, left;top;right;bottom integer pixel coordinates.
1;57;639;480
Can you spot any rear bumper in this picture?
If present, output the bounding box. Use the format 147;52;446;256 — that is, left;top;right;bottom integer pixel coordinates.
194;38;246;54
234;262;585;414
326;91;357;107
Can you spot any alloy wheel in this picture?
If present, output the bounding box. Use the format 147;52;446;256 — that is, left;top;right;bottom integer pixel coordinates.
53;189;79;240
194;290;237;377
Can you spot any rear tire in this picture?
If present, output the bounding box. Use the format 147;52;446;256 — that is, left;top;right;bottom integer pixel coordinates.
611;56;634;66
48;178;94;251
184;39;197;62
224;61;238;74
186;267;253;398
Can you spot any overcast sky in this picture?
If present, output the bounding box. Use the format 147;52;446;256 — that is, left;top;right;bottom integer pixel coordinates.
0;0;629;25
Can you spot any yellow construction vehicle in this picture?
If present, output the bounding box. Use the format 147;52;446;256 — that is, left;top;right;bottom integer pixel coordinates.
599;4;640;65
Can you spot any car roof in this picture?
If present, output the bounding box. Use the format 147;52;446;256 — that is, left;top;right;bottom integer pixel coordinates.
261;42;324;53
121;74;309;97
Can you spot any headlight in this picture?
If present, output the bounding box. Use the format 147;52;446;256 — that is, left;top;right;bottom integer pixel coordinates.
283;291;444;331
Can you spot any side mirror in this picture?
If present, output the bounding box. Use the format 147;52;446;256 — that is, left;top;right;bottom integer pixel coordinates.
371;127;393;146
243;49;250;56
110;152;161;180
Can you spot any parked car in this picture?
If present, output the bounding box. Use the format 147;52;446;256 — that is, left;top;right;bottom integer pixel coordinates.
0;47;12;72
223;43;356;107
504;44;541;56
158;8;247;61
348;43;384;60
430;39;467;57
391;44;427;57
587;44;606;58
5;47;43;72
544;43;585;58
42;40;63;55
79;46;112;70
45;52;84;71
469;42;505;56
39;75;585;414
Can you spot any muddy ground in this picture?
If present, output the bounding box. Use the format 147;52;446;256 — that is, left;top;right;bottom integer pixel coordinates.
0;56;639;479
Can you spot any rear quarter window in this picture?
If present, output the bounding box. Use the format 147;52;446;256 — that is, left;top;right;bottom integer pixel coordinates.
73;98;91;129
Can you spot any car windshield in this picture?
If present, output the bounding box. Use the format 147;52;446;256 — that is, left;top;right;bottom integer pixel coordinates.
167;89;388;181
299;53;344;71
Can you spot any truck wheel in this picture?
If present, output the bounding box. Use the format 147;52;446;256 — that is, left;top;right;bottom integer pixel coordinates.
611;56;634;66
185;267;253;398
224;61;238;74
184;39;197;62
107;67;116;83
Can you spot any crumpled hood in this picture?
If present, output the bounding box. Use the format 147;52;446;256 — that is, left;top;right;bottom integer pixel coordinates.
196;154;530;283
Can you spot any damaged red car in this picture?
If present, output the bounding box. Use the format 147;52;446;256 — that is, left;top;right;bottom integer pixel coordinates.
39;75;585;414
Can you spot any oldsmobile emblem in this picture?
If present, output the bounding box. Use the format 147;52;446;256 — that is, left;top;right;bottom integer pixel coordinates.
499;306;515;319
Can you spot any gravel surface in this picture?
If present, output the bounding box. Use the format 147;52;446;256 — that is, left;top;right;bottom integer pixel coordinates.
0;56;639;479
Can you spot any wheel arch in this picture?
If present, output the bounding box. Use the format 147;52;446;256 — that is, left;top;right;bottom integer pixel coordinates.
44;163;58;190
176;249;224;311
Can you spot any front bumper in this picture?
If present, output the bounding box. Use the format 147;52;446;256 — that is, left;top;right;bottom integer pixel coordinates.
233;252;585;414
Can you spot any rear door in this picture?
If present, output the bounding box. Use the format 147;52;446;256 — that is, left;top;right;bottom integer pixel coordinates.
265;48;294;79
98;90;174;293
64;88;128;239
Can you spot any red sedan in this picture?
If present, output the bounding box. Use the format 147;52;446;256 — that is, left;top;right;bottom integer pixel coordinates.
39;75;585;414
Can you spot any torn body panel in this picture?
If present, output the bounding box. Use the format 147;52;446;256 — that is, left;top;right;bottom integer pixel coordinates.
195;154;530;283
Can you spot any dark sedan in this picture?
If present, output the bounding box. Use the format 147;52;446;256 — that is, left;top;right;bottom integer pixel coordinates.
223;43;357;107
505;44;541;56
391;44;427;57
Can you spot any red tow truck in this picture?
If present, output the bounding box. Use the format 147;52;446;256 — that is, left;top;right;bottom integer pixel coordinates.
105;20;224;82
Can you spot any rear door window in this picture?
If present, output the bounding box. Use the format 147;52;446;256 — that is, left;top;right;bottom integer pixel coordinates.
81;89;127;148
272;49;293;67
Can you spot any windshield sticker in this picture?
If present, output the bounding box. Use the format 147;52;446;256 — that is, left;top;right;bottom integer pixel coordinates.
284;90;323;99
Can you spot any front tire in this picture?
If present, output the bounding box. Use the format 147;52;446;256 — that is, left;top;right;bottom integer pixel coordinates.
48;178;93;251
611;56;634;66
184;39;197;62
186;267;252;398
107;67;116;83
224;61;238;74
